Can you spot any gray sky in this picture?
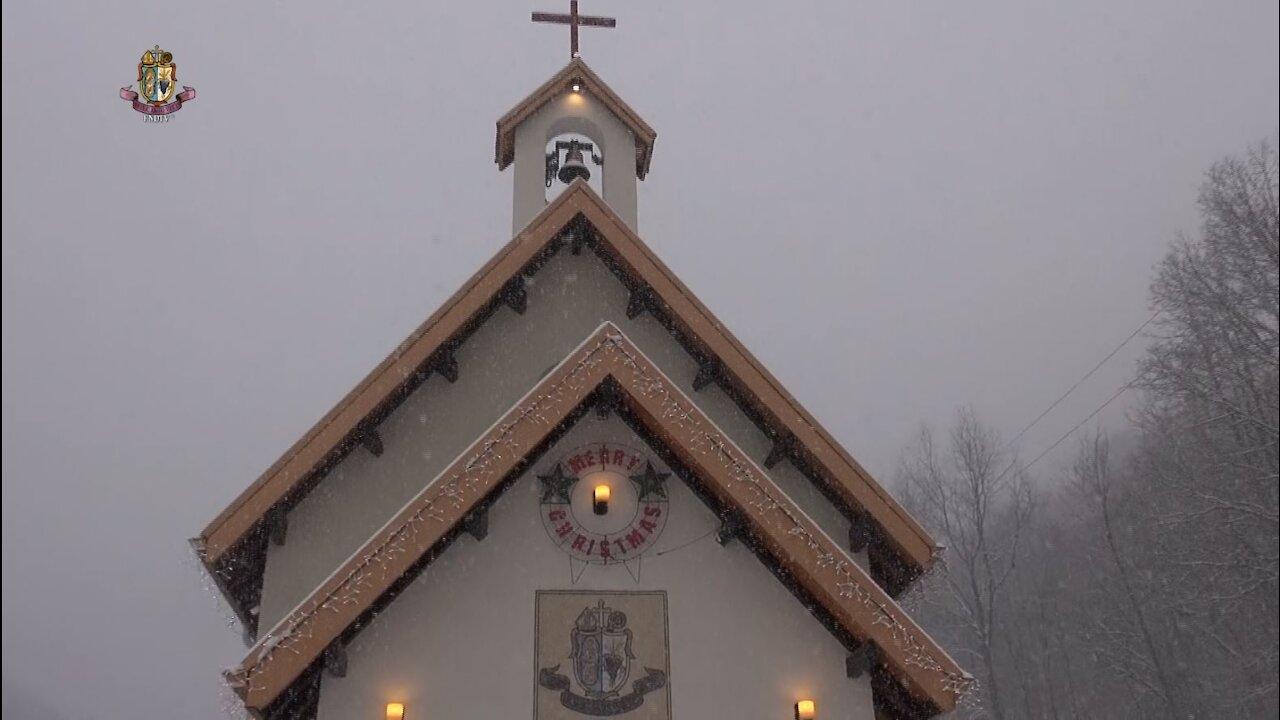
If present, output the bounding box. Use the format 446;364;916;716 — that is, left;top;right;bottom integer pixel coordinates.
2;0;1277;717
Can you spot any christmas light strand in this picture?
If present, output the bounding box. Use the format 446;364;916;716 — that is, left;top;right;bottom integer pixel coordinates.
608;338;974;700
228;331;973;704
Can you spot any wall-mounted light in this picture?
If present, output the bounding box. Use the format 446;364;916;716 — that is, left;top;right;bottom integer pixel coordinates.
794;699;816;720
571;81;582;93
386;702;405;720
593;484;610;515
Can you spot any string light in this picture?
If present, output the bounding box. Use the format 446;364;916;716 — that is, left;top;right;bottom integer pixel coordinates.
226;330;974;703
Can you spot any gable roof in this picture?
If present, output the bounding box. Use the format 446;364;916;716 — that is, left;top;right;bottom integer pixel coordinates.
225;323;971;716
495;58;657;179
195;181;939;618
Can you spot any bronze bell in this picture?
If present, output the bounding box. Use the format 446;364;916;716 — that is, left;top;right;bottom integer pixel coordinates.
557;142;592;184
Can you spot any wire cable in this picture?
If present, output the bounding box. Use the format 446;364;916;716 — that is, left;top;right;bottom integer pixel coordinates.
1001;310;1159;453
1020;383;1132;474
654;526;719;557
994;382;1134;482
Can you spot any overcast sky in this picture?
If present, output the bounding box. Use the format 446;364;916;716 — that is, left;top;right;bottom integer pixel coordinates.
3;0;1277;717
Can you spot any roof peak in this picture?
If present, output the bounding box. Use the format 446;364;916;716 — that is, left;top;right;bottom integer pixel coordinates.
495;58;656;180
225;322;969;716
197;182;935;584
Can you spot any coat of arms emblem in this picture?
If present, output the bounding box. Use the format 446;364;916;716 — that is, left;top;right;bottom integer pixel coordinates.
571;600;636;697
120;45;196;115
537;591;670;718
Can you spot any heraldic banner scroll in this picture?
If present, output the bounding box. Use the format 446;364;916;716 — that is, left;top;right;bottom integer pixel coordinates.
535;590;671;719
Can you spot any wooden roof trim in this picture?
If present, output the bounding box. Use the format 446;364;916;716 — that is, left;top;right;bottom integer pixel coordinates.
494;58;657;179
576;193;938;568
224;324;970;716
197;180;937;577
196;185;589;563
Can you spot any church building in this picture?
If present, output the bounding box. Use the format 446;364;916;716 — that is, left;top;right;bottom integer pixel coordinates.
194;9;971;719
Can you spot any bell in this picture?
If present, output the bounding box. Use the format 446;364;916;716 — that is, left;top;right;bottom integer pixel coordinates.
557;144;592;184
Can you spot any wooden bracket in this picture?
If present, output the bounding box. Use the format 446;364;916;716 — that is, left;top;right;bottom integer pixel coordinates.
358;427;384;458
626;286;652;320
848;511;875;553
464;508;489;542
868;541;918;598
323;644;348;678
501;278;528;315
715;513;744;546
846;643;881;679
764;433;795;470
692;362;718;392
433;350;459;383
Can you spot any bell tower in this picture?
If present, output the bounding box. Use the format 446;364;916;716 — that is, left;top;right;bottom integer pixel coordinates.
495;58;657;235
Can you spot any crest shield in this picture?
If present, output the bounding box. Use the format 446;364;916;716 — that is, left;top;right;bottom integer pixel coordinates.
537;591;671;718
570;601;635;697
138;48;177;104
120;45;196;116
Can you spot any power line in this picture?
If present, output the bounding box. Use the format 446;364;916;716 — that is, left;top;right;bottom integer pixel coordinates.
1019;383;1132;475
1001;309;1159;453
994;382;1136;484
654;526;718;557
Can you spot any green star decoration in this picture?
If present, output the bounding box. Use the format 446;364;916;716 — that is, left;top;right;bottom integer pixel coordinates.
538;464;576;504
630;461;670;501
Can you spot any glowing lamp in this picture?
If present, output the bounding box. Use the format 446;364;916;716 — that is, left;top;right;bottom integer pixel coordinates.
571;80;583;93
386;702;405;720
593;484;610;515
794;699;816;720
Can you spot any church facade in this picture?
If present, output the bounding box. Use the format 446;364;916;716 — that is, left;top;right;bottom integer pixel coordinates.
195;54;970;720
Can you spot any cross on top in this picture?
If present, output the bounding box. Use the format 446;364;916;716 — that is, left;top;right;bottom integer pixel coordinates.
532;1;616;59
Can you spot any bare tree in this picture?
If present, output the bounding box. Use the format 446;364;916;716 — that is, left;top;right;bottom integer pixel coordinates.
897;408;1032;720
895;140;1279;719
1133;138;1279;717
1140;140;1278;539
1067;432;1179;714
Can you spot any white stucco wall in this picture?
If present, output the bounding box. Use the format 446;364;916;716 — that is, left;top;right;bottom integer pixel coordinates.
512;90;640;235
315;415;876;719
259;247;862;634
